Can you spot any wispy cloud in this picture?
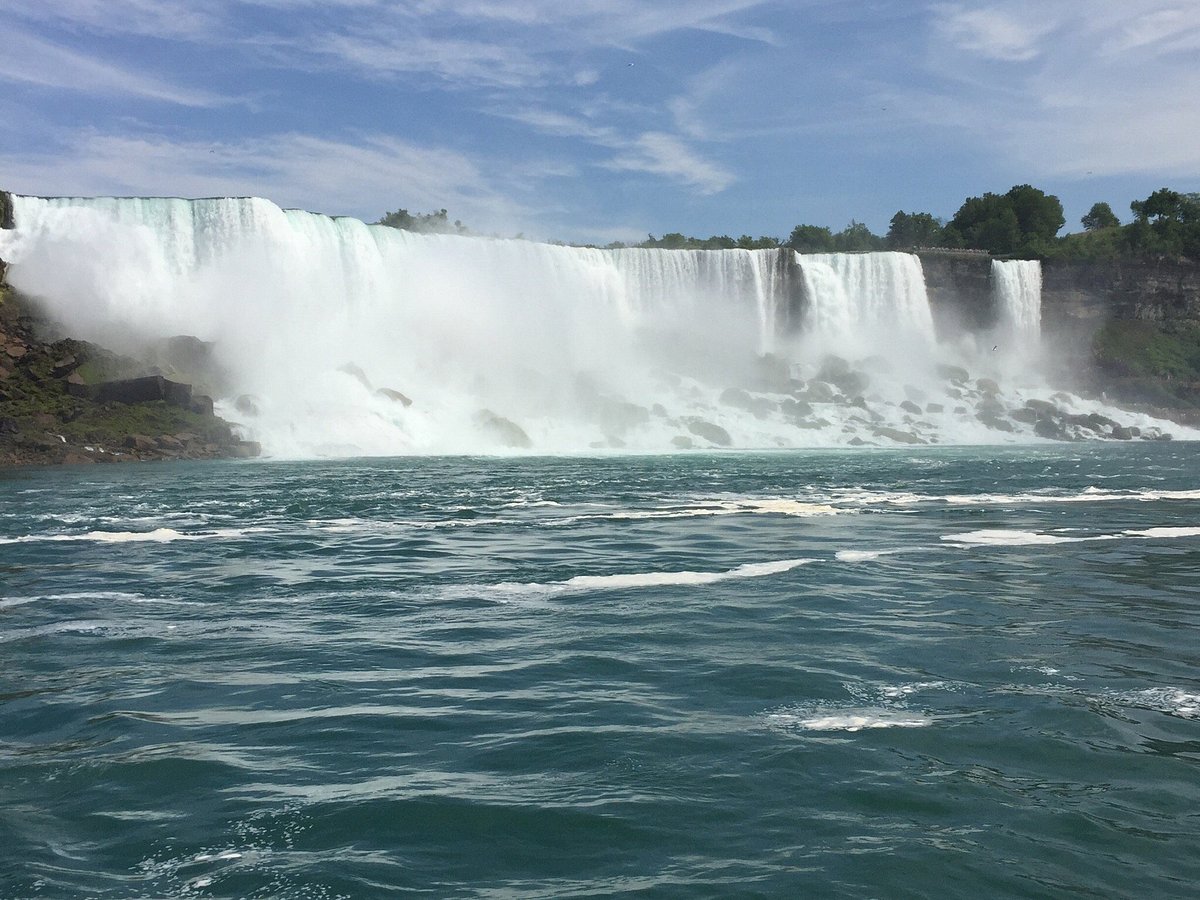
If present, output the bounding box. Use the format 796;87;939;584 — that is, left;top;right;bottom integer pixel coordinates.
0;27;234;106
0;131;530;230
932;5;1053;61
603;132;734;194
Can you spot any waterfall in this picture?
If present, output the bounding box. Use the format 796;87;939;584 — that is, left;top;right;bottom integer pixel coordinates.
4;193;1176;454
796;251;935;352
991;259;1042;347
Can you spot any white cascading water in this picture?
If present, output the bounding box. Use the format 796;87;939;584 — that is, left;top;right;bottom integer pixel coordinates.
796;251;934;352
991;259;1042;348
0;195;1188;454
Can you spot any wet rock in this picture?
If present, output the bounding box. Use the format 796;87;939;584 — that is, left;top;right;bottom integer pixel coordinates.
936;364;970;384
1111;425;1134;440
51;355;80;378
976;414;1015;432
848;436;868;446
61;452;96;465
235;394;261;416
96;375;193;408
65;373;88;398
804;381;837;402
125;434;157;452
684;418;733;447
954;405;968;415
1035;418;1071;440
976;377;1001;396
671;435;694;449
899;400;923;415
975;396;1006;417
719;387;774;418
818;355;851;379
754;353;792;390
651;404;668;418
1025;399;1059;417
229;440;262;458
780;397;814;420
338;362;372;389
189;395;214;416
376;387;413;407
925;402;944;414
945;387;963;399
1009;407;1038;424
474;410;532;449
872;426;927;445
849;396;868;410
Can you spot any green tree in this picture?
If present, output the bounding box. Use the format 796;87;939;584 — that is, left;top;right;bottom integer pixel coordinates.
886;211;943;249
1081;201;1119;231
376;208;468;234
948;193;1021;254
1126;188;1200;260
784;224;835;252
948;185;1063;256
832;220;884;252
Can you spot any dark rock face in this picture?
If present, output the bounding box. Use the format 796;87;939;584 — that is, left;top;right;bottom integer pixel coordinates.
474;409;532;448
376;387;413;407
918;252;995;336
684;417;733;447
0;190;13;230
95;375;193;407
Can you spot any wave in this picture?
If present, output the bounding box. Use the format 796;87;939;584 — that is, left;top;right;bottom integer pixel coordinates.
766;709;933;732
942;525;1200;547
493;558;815;596
0;527;250;545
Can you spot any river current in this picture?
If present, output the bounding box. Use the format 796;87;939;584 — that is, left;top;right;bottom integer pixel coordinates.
2;446;1199;897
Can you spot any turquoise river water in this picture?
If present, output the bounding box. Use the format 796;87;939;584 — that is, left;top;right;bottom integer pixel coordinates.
2;446;1199;898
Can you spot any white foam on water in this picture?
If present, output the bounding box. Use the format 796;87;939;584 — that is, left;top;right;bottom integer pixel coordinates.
494;557;815;596
1123;526;1200;539
0;527;250;545
562;558;814;590
834;487;1200;509
569;498;840;522
1104;687;1200;719
944;525;1200;548
941;529;1094;547
767;709;933;732
835;549;899;562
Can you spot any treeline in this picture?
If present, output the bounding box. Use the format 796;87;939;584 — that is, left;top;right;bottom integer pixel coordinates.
375;185;1200;262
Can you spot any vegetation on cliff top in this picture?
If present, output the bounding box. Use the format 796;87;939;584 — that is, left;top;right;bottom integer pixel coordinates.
374;186;1199;264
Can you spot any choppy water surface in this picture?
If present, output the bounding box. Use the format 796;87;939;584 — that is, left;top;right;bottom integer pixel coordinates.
2;446;1199;897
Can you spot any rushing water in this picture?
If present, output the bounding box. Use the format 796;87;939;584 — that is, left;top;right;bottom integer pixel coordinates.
3;447;1199;897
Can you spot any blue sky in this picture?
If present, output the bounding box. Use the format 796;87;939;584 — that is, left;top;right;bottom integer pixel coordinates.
2;0;1197;243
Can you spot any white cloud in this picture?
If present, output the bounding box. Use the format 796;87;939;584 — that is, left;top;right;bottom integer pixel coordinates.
932;5;1052;61
603;132;734;194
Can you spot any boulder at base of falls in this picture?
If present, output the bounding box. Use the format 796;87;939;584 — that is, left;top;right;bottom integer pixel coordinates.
719;387;775;418
872;426;927;445
936;364;971;384
473;410;532;449
899;400;923;415
376;387;413;407
683;418;733;447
